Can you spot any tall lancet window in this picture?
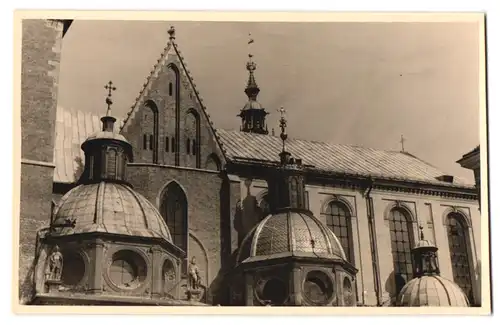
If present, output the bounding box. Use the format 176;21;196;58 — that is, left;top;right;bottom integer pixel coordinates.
323;201;353;264
143;101;159;164
388;208;414;295
160;182;188;273
184;110;200;168
446;213;474;302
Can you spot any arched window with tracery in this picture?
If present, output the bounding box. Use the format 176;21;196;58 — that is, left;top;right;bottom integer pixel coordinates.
160;182;188;273
446;213;474;303
323;201;353;264
388;208;414;295
184;110;200;169
142;100;159;164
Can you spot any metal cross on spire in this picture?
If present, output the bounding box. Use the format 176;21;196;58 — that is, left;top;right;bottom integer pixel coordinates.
400;134;406;152
278;106;288;152
104;81;116;116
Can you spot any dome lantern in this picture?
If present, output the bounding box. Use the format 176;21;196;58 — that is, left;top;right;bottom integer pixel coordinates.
395;226;470;307
229;109;357;307
79;81;133;184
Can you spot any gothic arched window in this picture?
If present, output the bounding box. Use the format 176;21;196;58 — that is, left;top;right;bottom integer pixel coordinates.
184;110;200;168
446;213;474;303
323;201;353;264
388;208;414;295
160;182;188;272
143;101;159;164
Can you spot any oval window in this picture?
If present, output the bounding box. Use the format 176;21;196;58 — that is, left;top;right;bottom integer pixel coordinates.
303;270;335;305
109;250;147;289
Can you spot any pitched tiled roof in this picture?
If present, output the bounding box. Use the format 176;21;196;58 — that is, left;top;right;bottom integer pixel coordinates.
53;106;122;184
53;107;473;188
215;129;473;188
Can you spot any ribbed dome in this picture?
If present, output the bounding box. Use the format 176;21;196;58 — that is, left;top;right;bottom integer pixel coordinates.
396;275;469;307
84;130;129;144
51;182;172;242
242;100;263;110
236;210;346;264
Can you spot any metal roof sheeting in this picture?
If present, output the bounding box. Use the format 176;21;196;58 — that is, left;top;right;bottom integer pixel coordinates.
215;129;473;188
53;107;472;188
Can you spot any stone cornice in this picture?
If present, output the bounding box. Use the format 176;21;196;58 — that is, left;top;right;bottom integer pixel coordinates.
226;161;478;201
21;158;56;168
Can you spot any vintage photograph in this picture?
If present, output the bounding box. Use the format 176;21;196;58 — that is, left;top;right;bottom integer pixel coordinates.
16;13;489;312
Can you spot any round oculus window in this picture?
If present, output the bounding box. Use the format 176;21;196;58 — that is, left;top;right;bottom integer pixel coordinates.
109;250;147;289
255;277;288;306
303;270;335;305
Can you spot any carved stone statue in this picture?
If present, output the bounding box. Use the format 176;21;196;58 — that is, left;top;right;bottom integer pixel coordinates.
47;245;63;281
187;256;201;290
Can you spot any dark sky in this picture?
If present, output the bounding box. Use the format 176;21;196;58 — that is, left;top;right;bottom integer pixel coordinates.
56;20;481;183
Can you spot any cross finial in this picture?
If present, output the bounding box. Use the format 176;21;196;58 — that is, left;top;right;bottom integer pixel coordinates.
400;134;406;152
104;81;117;116
278;107;288;151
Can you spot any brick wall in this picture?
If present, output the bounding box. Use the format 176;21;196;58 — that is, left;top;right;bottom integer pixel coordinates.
19;19;66;304
121;49;223;171
126;164;240;303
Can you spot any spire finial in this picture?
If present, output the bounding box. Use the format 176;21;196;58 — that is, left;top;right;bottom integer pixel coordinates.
245;33;259;99
419;224;424;241
104;81;116;116
102;80;117;132
168;25;176;40
400;134;406;152
278;106;287;152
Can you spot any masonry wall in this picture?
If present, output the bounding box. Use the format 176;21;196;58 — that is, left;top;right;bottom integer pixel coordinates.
19;19;66;304
237;177;481;306
121;47;223;171
126;164;240;303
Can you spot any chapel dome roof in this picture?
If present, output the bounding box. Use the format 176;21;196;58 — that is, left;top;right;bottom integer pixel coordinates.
84;130;129;144
236;209;346;264
242;99;263;110
51;182;172;243
396;275;469;307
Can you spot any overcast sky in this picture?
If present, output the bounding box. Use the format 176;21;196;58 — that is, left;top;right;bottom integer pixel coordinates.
56;20;481;183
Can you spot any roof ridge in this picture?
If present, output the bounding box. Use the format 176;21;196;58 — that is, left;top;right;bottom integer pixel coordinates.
120;41;174;132
169;39;227;164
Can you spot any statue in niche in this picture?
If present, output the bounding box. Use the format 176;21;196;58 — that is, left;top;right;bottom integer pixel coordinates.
163;265;176;295
187;256;201;290
46;245;63;281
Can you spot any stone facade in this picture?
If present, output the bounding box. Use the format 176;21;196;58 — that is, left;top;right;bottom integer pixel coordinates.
19;19;70;304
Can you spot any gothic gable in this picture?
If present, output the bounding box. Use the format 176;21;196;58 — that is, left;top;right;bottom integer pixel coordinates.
120;30;226;170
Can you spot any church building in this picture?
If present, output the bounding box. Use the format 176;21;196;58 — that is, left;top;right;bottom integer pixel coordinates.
19;21;481;307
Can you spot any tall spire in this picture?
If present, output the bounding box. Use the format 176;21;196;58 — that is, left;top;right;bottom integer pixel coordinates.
238;33;268;134
266;107;308;213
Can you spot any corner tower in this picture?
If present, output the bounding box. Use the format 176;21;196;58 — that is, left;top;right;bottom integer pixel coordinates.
237;35;269;134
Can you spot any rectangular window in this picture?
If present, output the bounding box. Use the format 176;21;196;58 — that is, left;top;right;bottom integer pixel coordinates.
143;134;147;150
165;137;169;152
192;140;196;156
171;137;176;153
186;138;191;154
149;134;154;150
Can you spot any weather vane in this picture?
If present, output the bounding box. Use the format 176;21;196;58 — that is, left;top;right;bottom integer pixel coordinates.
104;81;116;116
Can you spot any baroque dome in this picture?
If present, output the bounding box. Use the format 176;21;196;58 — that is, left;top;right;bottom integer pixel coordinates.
51;182;172;242
236;209;347;264
395;275;469;307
